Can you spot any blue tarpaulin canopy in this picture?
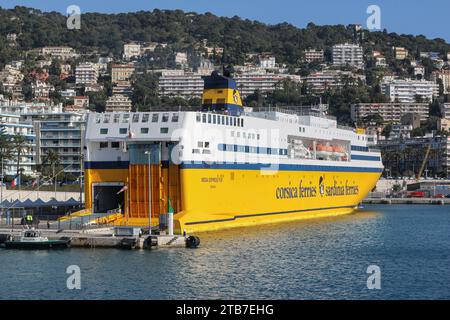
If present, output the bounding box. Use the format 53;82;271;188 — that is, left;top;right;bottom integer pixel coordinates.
0;198;81;209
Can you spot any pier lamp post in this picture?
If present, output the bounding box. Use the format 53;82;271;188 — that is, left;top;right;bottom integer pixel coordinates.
144;150;152;235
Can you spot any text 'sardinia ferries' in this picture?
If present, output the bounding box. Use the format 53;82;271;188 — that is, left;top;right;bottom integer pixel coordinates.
84;71;383;233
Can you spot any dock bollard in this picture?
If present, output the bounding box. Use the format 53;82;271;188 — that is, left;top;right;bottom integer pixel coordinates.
186;236;200;248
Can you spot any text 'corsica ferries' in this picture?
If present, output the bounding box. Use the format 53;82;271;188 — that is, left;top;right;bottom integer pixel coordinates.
84;71;383;233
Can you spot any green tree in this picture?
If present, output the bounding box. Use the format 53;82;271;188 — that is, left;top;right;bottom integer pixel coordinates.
11;135;27;175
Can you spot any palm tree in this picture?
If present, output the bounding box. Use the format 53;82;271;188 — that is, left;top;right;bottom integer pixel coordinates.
42;150;61;181
0;126;13;178
12;134;27;176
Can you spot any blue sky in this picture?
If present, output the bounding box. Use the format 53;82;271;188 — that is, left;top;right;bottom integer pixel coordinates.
2;0;450;42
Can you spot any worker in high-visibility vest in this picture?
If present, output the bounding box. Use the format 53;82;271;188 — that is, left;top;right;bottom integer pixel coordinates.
25;214;33;226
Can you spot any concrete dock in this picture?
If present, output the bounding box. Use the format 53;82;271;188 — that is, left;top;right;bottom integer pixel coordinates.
0;227;200;250
363;197;449;205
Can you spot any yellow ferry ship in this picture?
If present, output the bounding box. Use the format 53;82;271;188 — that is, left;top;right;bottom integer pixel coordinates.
83;72;383;233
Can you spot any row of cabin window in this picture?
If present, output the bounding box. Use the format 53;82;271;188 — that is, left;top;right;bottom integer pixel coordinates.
218;144;288;156
98;113;179;124
196;113;244;127
99;141;120;149
100;127;169;135
230;131;260;140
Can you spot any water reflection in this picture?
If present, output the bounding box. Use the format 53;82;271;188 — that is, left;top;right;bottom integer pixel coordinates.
1;206;449;300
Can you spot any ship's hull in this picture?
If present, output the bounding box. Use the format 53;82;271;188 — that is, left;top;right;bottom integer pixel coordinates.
173;165;382;233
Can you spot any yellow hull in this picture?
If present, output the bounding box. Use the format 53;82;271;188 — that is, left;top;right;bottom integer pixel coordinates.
84;166;381;233
173;168;381;234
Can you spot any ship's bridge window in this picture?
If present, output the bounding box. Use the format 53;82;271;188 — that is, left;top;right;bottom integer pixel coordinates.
142;114;149;123
162;113;169;122
103;114;111;123
172;113;179;122
226;117;229;126
122;114;130;123
113;114;120;123
100;128;108;134
233;118;237;126
119;128;127;134
196;113;201;122
208;114;212;124
111;142;120;149
152;114;159;122
100;142;108;149
132;114;140;123
221;116;225;125
213;115;217;124
202;114;206;123
141;128;149;134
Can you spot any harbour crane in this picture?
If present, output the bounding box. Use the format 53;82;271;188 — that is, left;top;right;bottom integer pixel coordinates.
416;144;432;182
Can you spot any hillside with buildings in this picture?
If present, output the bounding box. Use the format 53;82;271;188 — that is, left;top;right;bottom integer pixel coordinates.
1;6;450;180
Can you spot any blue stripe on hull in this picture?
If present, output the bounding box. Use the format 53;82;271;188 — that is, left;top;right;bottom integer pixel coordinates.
180;162;383;173
84;161;384;173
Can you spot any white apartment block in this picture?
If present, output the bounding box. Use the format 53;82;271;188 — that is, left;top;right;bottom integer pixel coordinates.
432;70;450;94
332;43;364;68
31;80;54;99
0;113;36;176
158;72;204;98
75;63;99;85
105;95;132;112
123;43;142;60
175;52;188;67
234;73;301;97
304;70;365;94
304;49;324;63
30;112;86;176
40;46;76;60
259;56;276;68
350;102;430;123
381;79;439;103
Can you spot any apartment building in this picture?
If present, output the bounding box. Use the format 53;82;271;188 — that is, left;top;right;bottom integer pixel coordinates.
75;63;99;85
381;79;439;103
27;112;86;177
304;49;324;63
158;71;204;98
304;70;365;94
378;135;450;178
432;70;450;94
332;43;364;68
259;55;276;68
393;47;408;60
234;73;301;97
111;64;135;83
123;43;142;60
0;114;36;176
39;46;76;60
105;95;132;112
31;81;54;99
351;102;430;124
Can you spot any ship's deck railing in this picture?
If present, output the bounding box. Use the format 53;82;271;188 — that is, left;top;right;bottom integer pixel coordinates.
250;106;337;120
